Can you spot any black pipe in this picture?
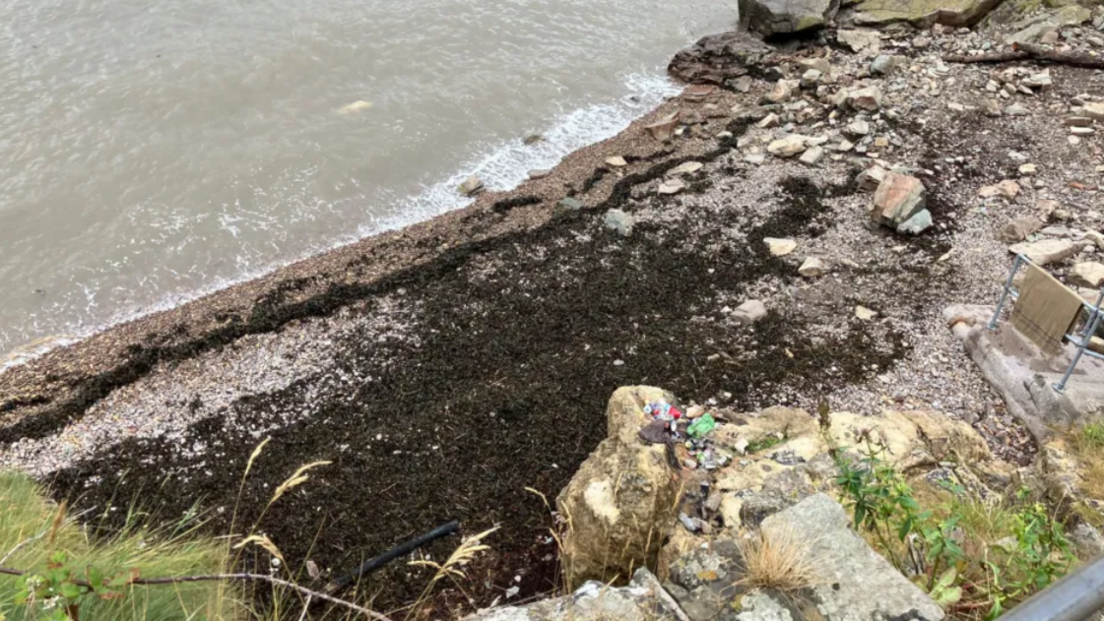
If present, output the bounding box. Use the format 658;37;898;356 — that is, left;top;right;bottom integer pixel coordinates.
325;520;461;593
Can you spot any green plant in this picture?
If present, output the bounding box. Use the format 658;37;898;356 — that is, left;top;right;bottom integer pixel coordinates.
746;435;784;454
833;440;1074;620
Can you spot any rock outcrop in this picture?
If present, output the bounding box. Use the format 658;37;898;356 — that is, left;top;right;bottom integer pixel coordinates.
844;0;1003;27
667;32;776;85
557;387;683;588
739;0;841;37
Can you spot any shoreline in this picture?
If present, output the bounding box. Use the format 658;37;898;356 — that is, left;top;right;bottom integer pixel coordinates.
4;17;1102;614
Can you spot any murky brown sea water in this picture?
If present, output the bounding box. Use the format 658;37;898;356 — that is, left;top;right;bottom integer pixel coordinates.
0;0;737;360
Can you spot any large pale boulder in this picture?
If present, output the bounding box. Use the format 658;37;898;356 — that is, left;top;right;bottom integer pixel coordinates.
847;0;1002;27
558;387;682;588
739;0;841;36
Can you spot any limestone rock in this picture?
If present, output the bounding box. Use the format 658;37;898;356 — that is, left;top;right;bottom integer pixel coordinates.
732;299;768;324
646;112;680;141
669;161;704;176
558;387;682;587
871;173;927;228
846;85;883;111
764;237;798;256
1005;103;1029;116
849;0;1003;28
999;217;1044;243
870;54;899;75
1008;239;1081;266
606;156;628;168
1084;102;1104;122
767;135;807;158
739;0;840;36
846;119;871;137
979;180;1020;199
528;168;552;180
604;209;636;237
1069;522;1104;558
658;179;687;195
837;28;882;53
798;257;828;277
799;145;825;165
767;79;800;104
855;305;877;320
1071;262;1104;288
1086;230;1104;250
459;175;485;196
857;165;886;191
760;494;946;620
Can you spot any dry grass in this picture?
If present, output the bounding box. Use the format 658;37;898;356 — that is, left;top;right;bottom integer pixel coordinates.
1069;421;1104;500
736;524;823;593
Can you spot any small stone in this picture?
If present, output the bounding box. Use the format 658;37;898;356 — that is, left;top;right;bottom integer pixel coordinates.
897;209;933;235
798;257;828;278
871;173;927;227
523;134;543;145
1086;230;1104;249
801;69;823;87
978;180;1020;200
1072;262;1104;287
767;135;807;158
985;80;1000;92
846;119;871;136
658;179;686;195
1039;30;1060;44
645;112;680;141
1008;239;1082;266
1084;102;1104;121
528;168;552;180
765;237;798;256
732;299;768;324
847;86;883;111
838;139;855;152
1071;126;1096;136
799;145;825;165
857;165;887;192
757;113;781;129
668;161;703;176
837;29;882;53
999;217;1044;243
605;156;628;168
603;209;635;236
855;305;877;321
1066;116;1093;127
458;176;484;196
745;153;766;165
1019;163;1037;175
982;99;1002;117
870;54;900;76
1004;103;1029;116
557;197;584;211
767;79;800;104
873;136;889;148
1023;69;1052;89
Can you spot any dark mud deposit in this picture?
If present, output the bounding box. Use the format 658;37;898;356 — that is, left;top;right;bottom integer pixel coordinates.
45;155;913;617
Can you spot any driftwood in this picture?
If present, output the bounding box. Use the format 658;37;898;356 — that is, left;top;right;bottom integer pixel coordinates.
945;42;1104;69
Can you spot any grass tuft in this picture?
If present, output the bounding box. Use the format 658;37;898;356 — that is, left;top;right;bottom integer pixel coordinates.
736;524;822;593
0;471;242;621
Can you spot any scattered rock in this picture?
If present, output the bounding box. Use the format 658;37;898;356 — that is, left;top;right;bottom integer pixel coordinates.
645;112;680;141
605;156;628;168
757;113;781;129
982;99;1002;117
979;180;1020;199
733;299;769;324
799;145;825;165
528;168;552;180
799;257;828;277
846;119;871;136
871;173;927;228
837;29;882;53
1083;102;1104;122
459;176;485;196
1019;163;1037;175
767;79;801;104
523;134;544;145
767;135;808;157
1086;230;1104;250
1005;103;1029;116
870;54;899;75
604;209;636;237
857;165;887;191
1071;262;1104;288
740;0;840;36
558;197;584;212
855;305;878;321
765;237;798;256
1069;522;1104;558
1008;239;1081;266
847;85;884;111
668;161;704;176
801;68;823;88
897;209;934;235
658;179;686;195
999;217;1044;243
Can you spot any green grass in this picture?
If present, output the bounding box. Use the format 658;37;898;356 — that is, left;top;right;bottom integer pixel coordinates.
0;471;243;621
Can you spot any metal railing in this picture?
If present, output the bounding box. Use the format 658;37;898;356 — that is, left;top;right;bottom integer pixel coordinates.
998;554;1104;621
988;253;1104;392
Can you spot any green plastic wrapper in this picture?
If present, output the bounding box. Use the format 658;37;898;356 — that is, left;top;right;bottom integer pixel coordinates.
687;413;716;439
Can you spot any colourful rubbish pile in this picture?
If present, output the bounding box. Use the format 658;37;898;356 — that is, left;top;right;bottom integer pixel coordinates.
639;399;729;471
